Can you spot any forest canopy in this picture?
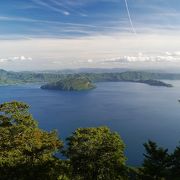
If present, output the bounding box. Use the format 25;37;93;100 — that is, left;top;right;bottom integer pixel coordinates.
0;101;179;180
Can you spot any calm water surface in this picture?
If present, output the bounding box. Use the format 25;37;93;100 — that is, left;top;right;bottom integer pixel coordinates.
1;81;180;166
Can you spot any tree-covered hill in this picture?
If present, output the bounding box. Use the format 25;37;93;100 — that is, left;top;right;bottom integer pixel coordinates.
41;76;96;91
0;69;177;87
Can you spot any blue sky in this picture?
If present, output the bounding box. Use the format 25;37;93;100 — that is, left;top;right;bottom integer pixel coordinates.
1;0;180;37
0;0;180;70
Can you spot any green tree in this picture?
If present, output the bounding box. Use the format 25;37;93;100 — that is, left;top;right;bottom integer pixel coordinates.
170;144;180;179
141;140;170;180
0;101;64;179
63;126;127;180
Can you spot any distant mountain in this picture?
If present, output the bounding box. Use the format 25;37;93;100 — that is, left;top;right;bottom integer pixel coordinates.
0;69;178;87
37;68;130;74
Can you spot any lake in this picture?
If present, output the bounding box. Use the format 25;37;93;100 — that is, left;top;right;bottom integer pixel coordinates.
1;81;180;166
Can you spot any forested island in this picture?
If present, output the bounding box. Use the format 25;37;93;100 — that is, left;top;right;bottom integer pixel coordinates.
0;69;174;90
41;78;172;91
0;101;180;179
41;76;96;91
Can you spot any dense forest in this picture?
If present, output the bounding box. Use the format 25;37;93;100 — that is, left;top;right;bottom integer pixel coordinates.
0;101;179;180
41;76;96;91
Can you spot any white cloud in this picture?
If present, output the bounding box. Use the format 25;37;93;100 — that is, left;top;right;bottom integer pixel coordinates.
0;33;180;70
101;52;180;64
87;59;93;63
174;51;180;56
32;0;71;16
63;11;70;16
0;56;32;63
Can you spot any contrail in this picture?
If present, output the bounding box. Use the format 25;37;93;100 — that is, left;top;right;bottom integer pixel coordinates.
124;0;136;34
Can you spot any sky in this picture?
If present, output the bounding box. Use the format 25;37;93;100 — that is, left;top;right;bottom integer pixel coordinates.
0;0;180;71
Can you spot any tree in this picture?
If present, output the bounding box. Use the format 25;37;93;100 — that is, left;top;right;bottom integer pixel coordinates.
0;101;63;179
63;126;127;180
170;144;180;179
141;140;170;180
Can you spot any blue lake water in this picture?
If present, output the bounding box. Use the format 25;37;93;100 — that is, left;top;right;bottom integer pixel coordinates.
1;81;180;166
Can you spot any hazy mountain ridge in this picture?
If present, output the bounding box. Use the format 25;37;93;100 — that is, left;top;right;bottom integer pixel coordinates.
0;69;178;86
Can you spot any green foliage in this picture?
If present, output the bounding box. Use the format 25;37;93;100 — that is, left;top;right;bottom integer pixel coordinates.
170;144;180;179
0;101;64;179
126;167;141;180
141;141;171;180
1;100;180;179
41;76;96;91
63;127;127;180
